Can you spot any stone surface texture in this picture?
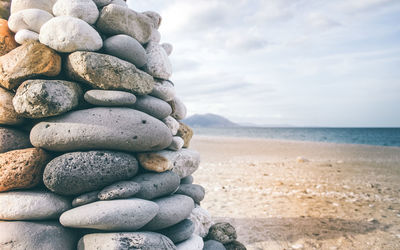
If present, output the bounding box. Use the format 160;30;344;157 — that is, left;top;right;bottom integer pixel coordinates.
206;222;237;244
0;127;31;153
144;41;172;80
0;19;17;56
132;171;180;200
98;181;141;200
0;87;24;125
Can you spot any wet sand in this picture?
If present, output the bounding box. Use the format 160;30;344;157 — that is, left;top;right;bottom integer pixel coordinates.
190;135;400;250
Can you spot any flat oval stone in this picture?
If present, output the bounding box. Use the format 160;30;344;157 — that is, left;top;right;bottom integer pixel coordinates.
13;80;82;119
0;190;70;220
0;87;24;125
60;198;159;231
43;150;139;195
158;219;195;244
39;16;103;53
77;232;176;250
30;107;173;152
0;221;77;250
96;4;153;44
175;184;205;204
163;116;180;135
204;240;226;250
84;90;136;107
134;95;172;120
151;80;175;102
168;136;184;151
98;181;141;200
144;41;172;80
53;0;99;25
0;19;18;56
0;127;31;153
177;122;194;148
72;191;99;207
144;194;195;231
11;0;57;14
169;97;187;120
0;148;49;192
132;171;180;200
15;29;39;44
189;205;213;238
8;8;53;33
176;234;204;250
103;34;147;68
66;51;154;95
206;222;237;244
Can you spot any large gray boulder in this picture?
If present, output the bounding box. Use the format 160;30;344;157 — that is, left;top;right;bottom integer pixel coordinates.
66;51;154;95
132;171;180;200
30;107;173;152
43;150;139;195
60;199;159;231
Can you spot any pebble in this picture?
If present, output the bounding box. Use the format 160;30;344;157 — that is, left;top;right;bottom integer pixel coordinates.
43;150;139;195
96;4;153;44
133;171;180;200
10;0;57;15
39;16;103;53
72;191;99;207
0;127;31;153
177;121;194;148
133;95;172;120
151;79;175;102
169;97;187;120
60;198;159;231
206;222;237;244
175;184;205;204
53;0;99;25
66;51;154;95
144;41;172;80
137;149;200;177
189;205;213;237
84;90;137;107
296;156;309;163
168;136;185;151
158;219;195;244
77;232;176;250
144;194;195;230
0;19;18;56
0;41;61;90
0;87;24;125
204;240;226;250
163;116;180;135
176;234;204;250
181;175;194;184
103;34;147;68
14;29;39;44
98;181;141;200
224;240;246;250
0;148;49;192
30;107;173;152
0;190;70;220
13;80;82;119
8;8;53;33
162;43;173;56
0;221;77;250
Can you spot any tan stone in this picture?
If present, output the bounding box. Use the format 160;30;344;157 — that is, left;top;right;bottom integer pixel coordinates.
177;121;194;148
137;153;170;173
0;148;49;192
0;87;24;125
0;19;17;56
0;41;61;90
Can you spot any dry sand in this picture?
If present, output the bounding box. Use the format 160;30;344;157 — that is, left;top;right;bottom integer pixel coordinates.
191;135;400;250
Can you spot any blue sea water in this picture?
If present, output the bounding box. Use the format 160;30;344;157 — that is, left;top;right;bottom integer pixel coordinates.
193;127;400;147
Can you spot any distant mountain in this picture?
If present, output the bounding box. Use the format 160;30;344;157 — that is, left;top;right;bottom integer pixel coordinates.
183;113;238;127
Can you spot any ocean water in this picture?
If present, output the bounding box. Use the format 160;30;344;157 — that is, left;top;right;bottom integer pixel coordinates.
193;127;400;147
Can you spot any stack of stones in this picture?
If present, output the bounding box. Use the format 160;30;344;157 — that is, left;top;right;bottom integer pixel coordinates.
0;0;246;249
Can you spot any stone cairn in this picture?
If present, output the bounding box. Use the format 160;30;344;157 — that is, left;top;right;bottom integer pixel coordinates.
0;0;247;249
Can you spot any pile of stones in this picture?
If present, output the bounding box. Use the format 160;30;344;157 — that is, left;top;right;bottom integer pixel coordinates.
0;0;246;249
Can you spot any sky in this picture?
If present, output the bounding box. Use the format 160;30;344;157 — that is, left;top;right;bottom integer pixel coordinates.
128;0;400;127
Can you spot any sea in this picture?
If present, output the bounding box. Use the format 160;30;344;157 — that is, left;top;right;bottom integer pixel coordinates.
193;127;400;147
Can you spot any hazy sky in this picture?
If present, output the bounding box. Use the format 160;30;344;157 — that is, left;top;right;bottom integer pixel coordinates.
128;0;400;127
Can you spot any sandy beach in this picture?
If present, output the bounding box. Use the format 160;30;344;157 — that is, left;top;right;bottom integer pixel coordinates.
191;135;400;250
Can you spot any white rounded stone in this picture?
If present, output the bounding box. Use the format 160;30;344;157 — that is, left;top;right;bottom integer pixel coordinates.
53;0;99;25
14;29;39;44
8;9;53;33
11;0;57;14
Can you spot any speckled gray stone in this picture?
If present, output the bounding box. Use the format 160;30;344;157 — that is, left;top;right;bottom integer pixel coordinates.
0;190;70;220
176;234;204;250
66;51;154;95
84;90;136;107
0;221;77;250
43;150;139;195
158;219;195;244
133;171;180;200
224;241;246;250
72;191;99;207
206;222;237;244
175;184;205;204
77;232;176;250
144;41;172;80
133;95;172;120
30;108;173;152
169;97;187;120
180;175;193;184
60;199;159;231
13;80;82;119
98;181;141;200
103;34;147;68
204;240;226;250
168;136;184;151
150;80;175;102
163;116;180;135
144;194;195;230
0;127;31;153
